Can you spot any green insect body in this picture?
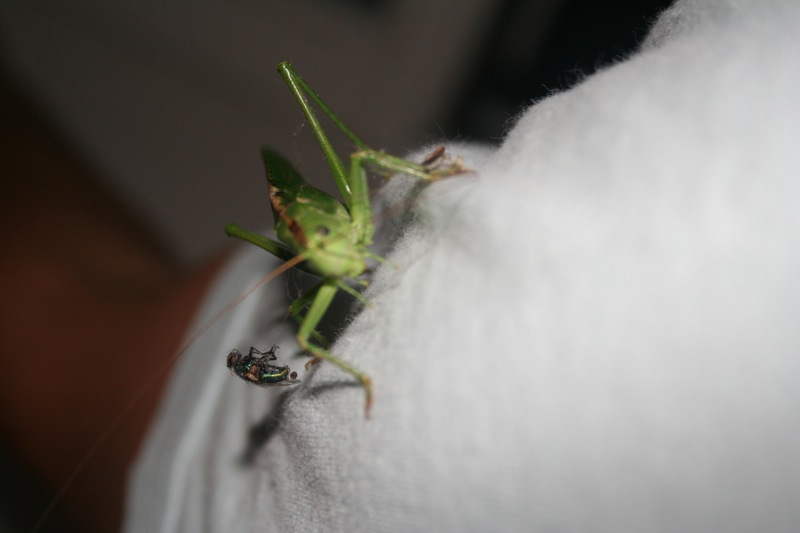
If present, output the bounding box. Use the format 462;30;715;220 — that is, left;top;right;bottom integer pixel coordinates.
265;147;371;279
226;62;467;415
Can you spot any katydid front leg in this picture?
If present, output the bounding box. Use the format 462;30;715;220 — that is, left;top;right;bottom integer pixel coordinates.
291;280;374;414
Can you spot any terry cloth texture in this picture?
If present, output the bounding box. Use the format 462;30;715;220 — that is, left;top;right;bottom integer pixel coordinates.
126;1;800;531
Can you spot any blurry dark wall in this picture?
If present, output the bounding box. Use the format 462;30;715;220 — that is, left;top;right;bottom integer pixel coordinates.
446;0;674;140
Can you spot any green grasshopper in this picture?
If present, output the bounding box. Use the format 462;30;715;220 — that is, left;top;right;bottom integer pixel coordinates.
225;62;466;415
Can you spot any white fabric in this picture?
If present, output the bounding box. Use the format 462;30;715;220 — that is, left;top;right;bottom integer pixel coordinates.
126;0;800;531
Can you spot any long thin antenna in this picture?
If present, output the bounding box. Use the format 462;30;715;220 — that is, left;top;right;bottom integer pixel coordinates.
30;253;306;533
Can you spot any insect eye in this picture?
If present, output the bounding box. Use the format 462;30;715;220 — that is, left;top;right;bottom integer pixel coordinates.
316;225;329;236
226;350;241;368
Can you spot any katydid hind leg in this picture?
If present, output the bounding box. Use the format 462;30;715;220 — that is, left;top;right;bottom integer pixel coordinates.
277;61;359;202
277;62;370;153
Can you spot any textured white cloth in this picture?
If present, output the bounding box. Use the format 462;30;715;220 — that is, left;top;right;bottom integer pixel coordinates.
126;0;800;531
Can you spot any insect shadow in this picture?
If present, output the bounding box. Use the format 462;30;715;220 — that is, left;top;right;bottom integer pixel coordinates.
237;389;293;467
237;381;361;467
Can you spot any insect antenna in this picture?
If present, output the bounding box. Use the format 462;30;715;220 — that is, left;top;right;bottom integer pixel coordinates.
30;253;306;533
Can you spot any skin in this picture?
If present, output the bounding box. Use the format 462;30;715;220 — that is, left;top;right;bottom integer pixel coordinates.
0;78;228;532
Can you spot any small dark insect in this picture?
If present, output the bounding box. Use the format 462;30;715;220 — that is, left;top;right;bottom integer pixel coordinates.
227;346;299;385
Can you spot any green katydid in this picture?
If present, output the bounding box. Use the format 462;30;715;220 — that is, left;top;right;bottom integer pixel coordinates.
225;61;467;415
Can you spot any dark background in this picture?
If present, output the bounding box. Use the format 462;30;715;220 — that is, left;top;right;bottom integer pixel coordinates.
447;0;673;140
